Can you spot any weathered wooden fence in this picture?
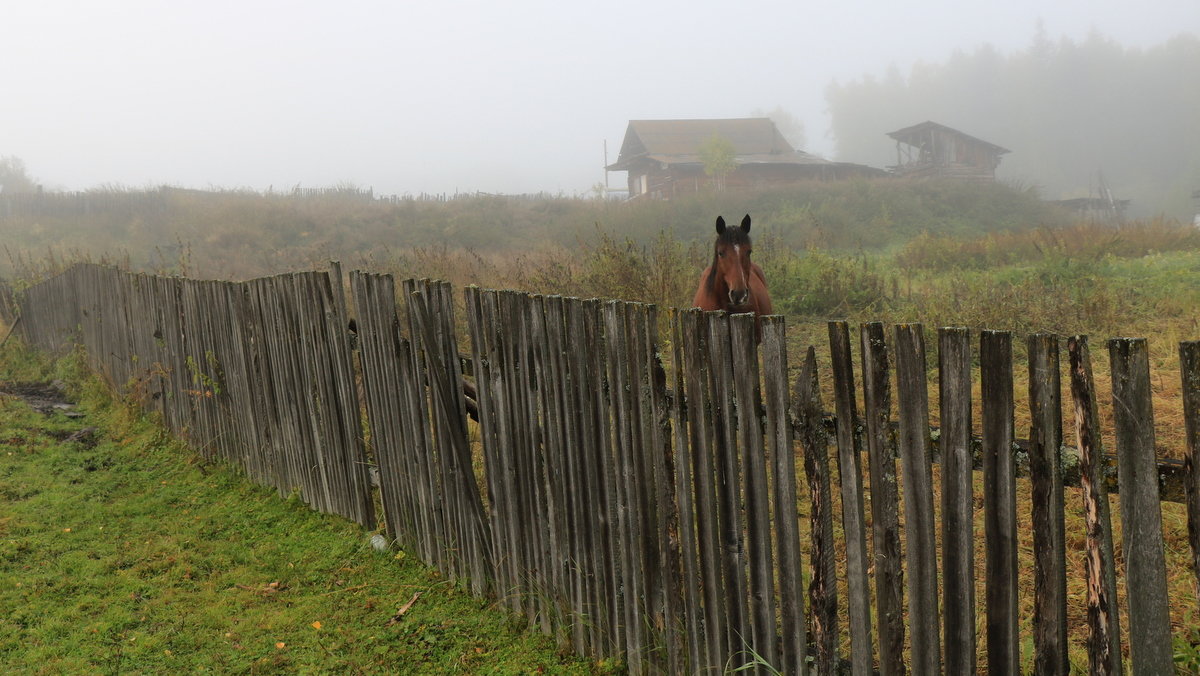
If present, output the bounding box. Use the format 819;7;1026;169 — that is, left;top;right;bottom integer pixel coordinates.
10;262;1200;674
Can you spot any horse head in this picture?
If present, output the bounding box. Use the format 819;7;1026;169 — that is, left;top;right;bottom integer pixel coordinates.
709;214;755;310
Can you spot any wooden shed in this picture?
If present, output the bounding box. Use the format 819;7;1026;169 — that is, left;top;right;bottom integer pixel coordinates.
887;121;1010;181
606;118;881;200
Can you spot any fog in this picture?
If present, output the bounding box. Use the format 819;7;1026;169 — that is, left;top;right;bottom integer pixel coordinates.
2;0;1196;197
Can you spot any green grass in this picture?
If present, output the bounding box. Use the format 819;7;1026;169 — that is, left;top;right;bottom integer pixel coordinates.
0;343;599;675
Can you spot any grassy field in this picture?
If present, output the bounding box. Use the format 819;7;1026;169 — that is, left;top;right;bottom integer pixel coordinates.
0;340;599;675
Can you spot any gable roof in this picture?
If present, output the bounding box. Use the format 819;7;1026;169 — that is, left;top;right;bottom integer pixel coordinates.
607;118;835;171
887;120;1010;155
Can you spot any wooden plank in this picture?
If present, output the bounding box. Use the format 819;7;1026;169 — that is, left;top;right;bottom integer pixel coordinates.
1066;336;1123;675
981;329;1019;674
669;310;704;672
1107;338;1173;674
826;320;871;675
603;300;645;672
706;311;749;668
761;316;804;676
680;309;727;669
795;346;837;676
859;321;904;676
730;313;778;671
938;326;975;675
892;324;939;676
467;288;518;607
1181;341;1200;618
1028;333;1068;675
578;298;619;657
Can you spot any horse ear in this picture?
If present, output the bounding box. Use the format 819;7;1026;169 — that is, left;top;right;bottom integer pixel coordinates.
715;216;726;234
741;214;751;233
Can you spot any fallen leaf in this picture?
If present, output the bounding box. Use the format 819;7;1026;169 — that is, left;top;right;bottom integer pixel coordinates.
311;621;322;630
275;642;285;650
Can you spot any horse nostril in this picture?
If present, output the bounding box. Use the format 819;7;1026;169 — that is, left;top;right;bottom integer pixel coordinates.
730;290;749;306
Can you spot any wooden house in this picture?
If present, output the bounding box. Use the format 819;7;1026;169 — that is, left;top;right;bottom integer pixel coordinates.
887;121;1010;181
606;118;881;200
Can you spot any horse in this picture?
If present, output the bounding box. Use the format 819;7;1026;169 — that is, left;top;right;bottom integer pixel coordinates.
692;215;773;329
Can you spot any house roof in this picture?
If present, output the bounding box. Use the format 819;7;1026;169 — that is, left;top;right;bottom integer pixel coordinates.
606;118;835;171
887;121;1010;155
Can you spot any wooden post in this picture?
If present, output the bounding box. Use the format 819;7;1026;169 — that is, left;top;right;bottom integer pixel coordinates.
671;309;705;672
893;324;940;675
826;321;872;675
981;329;1019;674
731;313;778;671
762;316;805;676
1181;341;1200;617
795;346;837;675
1067;336;1123;676
938;326;975;674
1028;333;1068;675
859;322;904;676
680;309;728;668
1108;338;1173;674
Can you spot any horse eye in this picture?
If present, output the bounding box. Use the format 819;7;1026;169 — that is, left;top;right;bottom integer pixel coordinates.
717;250;725;258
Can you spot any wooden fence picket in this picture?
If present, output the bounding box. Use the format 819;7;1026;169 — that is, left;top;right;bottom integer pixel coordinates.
1067;335;1123;676
938;326;976;675
1108;338;1174;674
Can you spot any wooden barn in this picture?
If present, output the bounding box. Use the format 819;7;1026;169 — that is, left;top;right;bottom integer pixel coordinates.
606;118;881;200
887;121;1010;181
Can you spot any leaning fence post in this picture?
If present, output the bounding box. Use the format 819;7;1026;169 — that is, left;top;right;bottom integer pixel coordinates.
1108;338;1173;674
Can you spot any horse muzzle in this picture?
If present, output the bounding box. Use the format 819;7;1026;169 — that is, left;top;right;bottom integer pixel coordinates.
728;289;750;308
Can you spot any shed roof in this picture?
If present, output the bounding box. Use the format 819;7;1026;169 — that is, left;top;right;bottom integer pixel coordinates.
887;121;1011;155
607;118;833;171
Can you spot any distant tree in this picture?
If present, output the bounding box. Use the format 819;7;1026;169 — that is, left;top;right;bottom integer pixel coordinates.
699;134;737;190
0;156;37;193
825;32;1200;218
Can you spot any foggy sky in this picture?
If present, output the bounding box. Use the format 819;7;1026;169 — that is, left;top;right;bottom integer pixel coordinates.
3;0;1196;197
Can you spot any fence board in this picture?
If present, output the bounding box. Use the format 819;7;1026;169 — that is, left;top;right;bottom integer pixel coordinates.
1067;336;1123;676
796;346;837;675
893;324;940;675
938;326;975;675
859;321;904;676
1028;333;1068;675
826;321;871;675
731;313;778;671
1181;341;1200;616
1108;338;1174;674
761;316;805;676
706;312;751;669
679;309;728;668
981;329;1019;673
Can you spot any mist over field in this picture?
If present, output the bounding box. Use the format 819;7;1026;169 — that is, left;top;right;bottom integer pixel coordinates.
0;1;1197;217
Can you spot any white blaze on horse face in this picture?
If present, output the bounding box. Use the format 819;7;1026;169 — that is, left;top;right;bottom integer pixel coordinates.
728;244;750;307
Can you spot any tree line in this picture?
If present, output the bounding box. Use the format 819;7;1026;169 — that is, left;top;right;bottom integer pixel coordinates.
826;30;1200;218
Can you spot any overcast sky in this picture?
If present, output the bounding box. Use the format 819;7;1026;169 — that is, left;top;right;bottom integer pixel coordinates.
3;1;1196;197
